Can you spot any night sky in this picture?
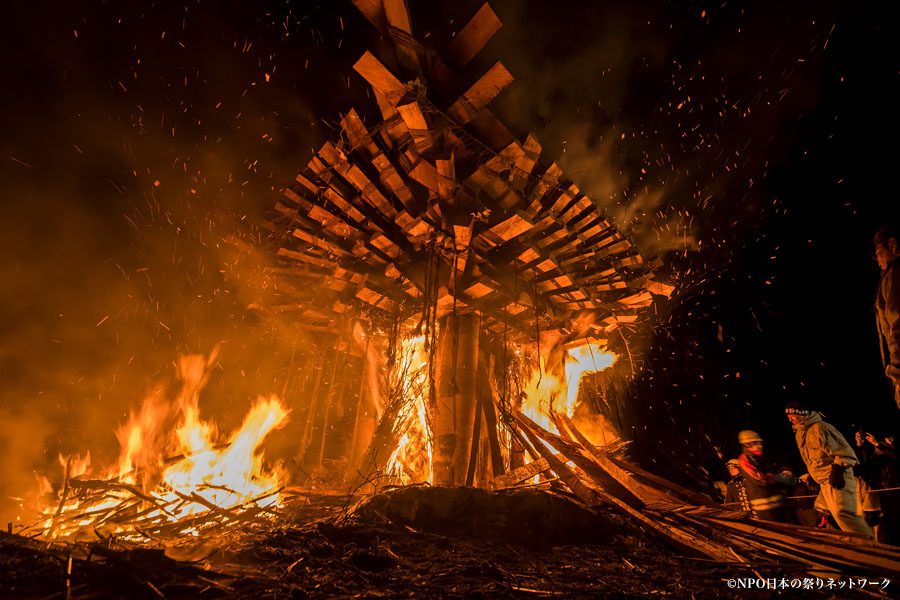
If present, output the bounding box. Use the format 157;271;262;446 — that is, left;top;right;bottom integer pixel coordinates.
1;0;899;512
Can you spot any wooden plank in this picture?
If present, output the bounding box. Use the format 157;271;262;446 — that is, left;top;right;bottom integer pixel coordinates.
307;205;362;240
648;280;676;297
340;109;373;152
402;217;433;238
292;228;351;258
322;187;368;224
373;89;399;123
295;173;320;196
371;152;417;213
530;162;562;202
463;279;496;299
575;219;606;241
467;108;516;152
397;101;434;152
277;247;337;270
466;163;509;202
488;211;533;242
613;254;643;269
352;0;388;34
344;164;398;219
383;0;421;74
283;188;314;212
436;158;456;201
397;101;427;129
444;3;502;68
447;62;514;125
516;420;603;506
318;141;345;167
514;134;542;198
559;414;719;508
383;0;412;34
559;196;593;225
370;232;400;259
453;221;474;251
488;458;549;490
408;159;441;193
548;184;579;216
618;291;653;306
353;51;407;105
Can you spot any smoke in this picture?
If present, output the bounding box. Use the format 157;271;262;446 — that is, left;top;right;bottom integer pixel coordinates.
0;0;858;520
0;1;363;524
478;0;835;264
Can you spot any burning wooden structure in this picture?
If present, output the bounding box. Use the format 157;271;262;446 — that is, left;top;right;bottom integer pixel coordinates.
10;5;900;596
265;1;674;488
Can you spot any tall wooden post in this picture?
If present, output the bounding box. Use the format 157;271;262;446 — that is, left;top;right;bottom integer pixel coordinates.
434;311;479;486
348;332;371;468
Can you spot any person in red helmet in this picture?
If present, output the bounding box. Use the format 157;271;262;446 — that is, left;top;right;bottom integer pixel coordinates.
786;402;874;538
736;430;789;522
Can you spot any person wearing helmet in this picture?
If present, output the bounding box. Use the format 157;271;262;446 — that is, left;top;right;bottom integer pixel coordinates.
736;430;787;522
786;402;874;537
724;458;750;513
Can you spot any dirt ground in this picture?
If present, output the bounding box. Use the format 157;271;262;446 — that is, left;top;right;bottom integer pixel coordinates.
0;487;884;599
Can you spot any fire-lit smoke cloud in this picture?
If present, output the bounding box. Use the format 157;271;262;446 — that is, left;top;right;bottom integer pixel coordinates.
482;0;835;261
0;0;860;520
0;2;364;524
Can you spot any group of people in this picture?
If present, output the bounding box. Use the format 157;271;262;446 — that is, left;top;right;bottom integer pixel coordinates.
721;225;900;544
724;404;899;543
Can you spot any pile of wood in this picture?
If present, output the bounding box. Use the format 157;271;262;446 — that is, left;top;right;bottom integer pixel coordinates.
20;473;292;542
264;1;674;343
502;410;900;579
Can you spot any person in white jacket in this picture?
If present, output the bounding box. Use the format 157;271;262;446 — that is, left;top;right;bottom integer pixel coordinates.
785;402;874;538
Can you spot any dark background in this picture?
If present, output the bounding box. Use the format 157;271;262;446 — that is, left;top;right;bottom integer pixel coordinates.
1;0;899;514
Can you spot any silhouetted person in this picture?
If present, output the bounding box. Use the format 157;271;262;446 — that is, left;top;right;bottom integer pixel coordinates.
855;430;900;544
724;458;750;512
736;430;787;522
875;224;900;410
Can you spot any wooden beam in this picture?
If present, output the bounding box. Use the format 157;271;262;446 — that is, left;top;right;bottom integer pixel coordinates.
340;109;375;153
353;51;407;105
295;173;320;196
352;0;388;34
447;62;514;125
444;3;502;68
277;247;337;270
383;0;412;34
408;158;441;193
488;211;533;242
371;152;418;214
397;101;434;152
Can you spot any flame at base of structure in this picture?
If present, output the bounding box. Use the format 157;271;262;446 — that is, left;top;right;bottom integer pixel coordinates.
27;352;289;541
522;342;616;439
385;336;433;485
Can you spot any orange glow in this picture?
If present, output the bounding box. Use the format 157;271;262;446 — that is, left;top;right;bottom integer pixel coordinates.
34;352;289;540
522;342;616;433
386;335;433;484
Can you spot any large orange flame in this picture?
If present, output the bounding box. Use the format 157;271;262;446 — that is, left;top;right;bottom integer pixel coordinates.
34;352;289;540
385;335;433;484
522;341;616;434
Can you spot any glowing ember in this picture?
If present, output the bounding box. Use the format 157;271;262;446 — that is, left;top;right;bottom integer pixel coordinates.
385;335;433;484
522;342;616;433
29;351;289;540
